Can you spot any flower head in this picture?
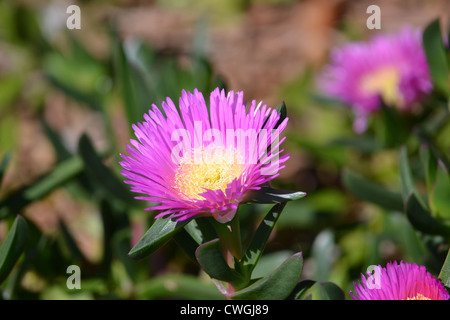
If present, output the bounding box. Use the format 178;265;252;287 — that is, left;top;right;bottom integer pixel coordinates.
120;88;289;223
350;261;449;300
318;27;432;132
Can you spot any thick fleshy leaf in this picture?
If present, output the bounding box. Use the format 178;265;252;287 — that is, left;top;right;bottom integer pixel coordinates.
112;229;139;282
416;129;450;173
430;164;450;220
184;218;216;245
319;282;346;300
0;152;11;184
0;215;28;284
173;229;202;263
423;19;449;97
0;156;84;219
195;238;244;284
136;273;225;300
24;157;83;201
46;74;103;111
78;134;134;205
405;194;450;237
261;101;287;131
58;220;85;262
251;250;294;279
311;229;334;282
399;147;427;208
420;144;437;195
240;203;286;278
113;36;150;126
375;103;407;148
275;101;287;129
128;217;189;260
343;170;403;212
331;136;379;153
230;252;303;300
40;117;72;162
439;249;450;289
247;187;306;204
175;218;217;263
286;279;316;300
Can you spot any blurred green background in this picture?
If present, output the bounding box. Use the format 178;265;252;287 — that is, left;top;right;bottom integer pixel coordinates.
0;0;449;300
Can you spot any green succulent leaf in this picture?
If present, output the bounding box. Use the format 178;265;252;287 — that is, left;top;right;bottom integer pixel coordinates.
439;250;450;289
399;146;427;208
195;238;244;285
0;156;84;219
136;273;225;300
230;252;303;300
405;194;450;237
247;187;306;204
0;215;28;284
240;202;287;278
275;101;287;129
45;74;103;111
0;152;11;184
430;164;450;220
420;144;437;195
78;134;134;205
287;279;317;300
343;169;403;212
128;217;190;260
319;282;346;300
423;19;449;97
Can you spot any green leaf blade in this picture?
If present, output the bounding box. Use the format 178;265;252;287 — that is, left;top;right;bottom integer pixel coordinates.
241;203;286;277
128;217;189;260
438;250;450;289
0;153;11;185
0;215;28;284
230;252;303;300
405;194;450;237
343;170;403;212
399;147;427;208
319;282;346;300
247;187;306;204
136;273;225;300
0;156;84;219
78;134;133;205
423;19;449;97
195;238;244;284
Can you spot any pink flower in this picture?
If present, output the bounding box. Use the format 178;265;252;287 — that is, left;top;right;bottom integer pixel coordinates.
318;27;432;133
120;88;289;223
351;261;449;300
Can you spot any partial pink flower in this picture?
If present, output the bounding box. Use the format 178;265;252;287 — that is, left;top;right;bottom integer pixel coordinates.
120;88;289;223
351;261;449;300
318;27;432;133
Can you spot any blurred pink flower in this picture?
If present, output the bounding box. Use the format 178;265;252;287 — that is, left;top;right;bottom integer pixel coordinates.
318;27;432;133
350;261;449;300
120;88;289;223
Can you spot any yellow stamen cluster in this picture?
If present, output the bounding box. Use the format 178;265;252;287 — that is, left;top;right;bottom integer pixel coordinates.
361;66;402;107
406;293;430;300
173;145;245;200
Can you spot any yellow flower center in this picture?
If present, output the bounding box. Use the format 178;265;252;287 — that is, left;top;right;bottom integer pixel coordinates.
173;145;245;200
406;293;430;300
361;66;402;107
